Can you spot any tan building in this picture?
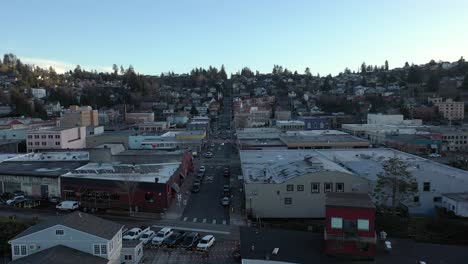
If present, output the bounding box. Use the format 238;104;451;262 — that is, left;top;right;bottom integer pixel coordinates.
61;105;99;127
125;112;155;124
26;127;87;152
435;98;464;120
138;121;170;132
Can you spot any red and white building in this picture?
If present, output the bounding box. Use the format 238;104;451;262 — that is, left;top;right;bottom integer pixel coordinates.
324;193;376;258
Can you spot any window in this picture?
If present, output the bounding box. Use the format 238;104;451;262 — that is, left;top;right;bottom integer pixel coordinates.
93;245;100;255
413;196;419;203
27;135;32;139
55;142;60;145
324;182;333;193
41;135;46;139
331;217;343;229
35;142;39;146
100;245;107;254
137;248;142;256
55;229;64;236
335;183;344;192
41;142;46;146
125;255;133;260
423;182;430;192
48;135;53;139
34;135;39;139
311;183;320;193
433;197;442;202
55;135;60;139
284;197;292;204
297;185;304;191
13;245;20;256
28;142;32;146
20;245;27;256
357;219;369;231
286;184;293;191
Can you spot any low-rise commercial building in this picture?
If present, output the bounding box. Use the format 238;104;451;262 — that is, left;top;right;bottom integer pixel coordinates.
279;130;370;149
61;154;193;211
324;193;376;258
27;127;86;152
0;151;89;198
61;105;99;127
275;120;305;131
125;112;155;124
442;193;468;217
137;121;170;132
240;150;371;218
434;98;464;120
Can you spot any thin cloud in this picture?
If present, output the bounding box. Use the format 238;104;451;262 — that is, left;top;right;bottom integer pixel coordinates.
20;56;112;74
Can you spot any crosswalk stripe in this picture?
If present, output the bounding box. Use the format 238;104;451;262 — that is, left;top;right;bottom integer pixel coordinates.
193;218;197;222
183;217;188;221
202;218;207;223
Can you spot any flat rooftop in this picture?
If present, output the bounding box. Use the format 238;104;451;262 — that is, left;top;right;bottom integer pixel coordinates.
63;162;181;183
326;193;375;209
0;161;88;177
28;126;80;132
240;227;468;264
240;150;351;184
285;130;348;136
280;134;369;143
315;148;468;182
6;152;90;162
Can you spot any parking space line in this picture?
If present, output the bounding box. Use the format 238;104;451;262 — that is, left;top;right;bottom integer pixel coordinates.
212;219;216;224
183;217;187;221
151;224;230;235
222;220;226;225
202;218;206;223
192;218;197;222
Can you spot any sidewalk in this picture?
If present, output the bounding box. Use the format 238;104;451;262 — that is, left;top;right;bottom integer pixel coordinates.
161;157;201;221
228;149;247;227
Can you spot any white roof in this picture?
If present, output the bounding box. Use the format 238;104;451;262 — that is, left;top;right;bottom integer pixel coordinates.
63;162;180;183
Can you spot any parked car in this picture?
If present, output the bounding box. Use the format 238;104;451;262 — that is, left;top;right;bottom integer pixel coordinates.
223;185;230;196
48;196;61;203
123;226;149;240
163;231;186;247
180;232;200;249
139;230;155;245
152;227;173;245
210;143;215;148
196;235;215;250
198;166;206;173
429;153;441;158
191;183;201;193
204;152;213;158
6;196;25;206
224;169;230;177
55;201;80;211
221;197;231;206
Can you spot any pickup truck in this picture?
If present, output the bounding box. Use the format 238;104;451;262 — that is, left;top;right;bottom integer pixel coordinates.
123;226;150;240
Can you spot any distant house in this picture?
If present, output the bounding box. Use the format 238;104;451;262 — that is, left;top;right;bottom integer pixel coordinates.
9;211;124;264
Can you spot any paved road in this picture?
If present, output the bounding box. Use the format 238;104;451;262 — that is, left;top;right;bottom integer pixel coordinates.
181;91;235;225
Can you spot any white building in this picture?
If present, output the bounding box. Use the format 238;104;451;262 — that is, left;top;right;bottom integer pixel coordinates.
442;193;468;217
31;88;47;99
240;150;371;218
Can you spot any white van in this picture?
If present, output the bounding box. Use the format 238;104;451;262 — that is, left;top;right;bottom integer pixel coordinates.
56;201;80;211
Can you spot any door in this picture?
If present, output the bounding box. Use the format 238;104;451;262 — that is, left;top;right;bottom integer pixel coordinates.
41;185;49;198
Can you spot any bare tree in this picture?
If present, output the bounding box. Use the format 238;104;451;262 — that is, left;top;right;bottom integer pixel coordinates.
373;157;418;213
117;173;139;215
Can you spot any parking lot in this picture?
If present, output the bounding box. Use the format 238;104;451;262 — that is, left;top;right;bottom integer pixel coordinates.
142;240;239;264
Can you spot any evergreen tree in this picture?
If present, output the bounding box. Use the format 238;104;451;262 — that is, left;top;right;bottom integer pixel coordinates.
305;67;311;76
427;72;440;92
360;62;367;75
219;65;227;80
373;157;418;212
385;60;389;71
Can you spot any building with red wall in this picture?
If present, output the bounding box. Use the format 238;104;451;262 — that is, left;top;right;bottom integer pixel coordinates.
60;152;193;212
324;193;376;258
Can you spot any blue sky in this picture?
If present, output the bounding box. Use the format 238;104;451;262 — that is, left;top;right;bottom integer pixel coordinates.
1;0;467;75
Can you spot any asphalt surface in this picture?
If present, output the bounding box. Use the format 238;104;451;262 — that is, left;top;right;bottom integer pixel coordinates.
181;93;234;225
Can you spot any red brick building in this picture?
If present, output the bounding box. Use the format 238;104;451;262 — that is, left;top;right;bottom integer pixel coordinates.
324;193;376;258
61;152;193;212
